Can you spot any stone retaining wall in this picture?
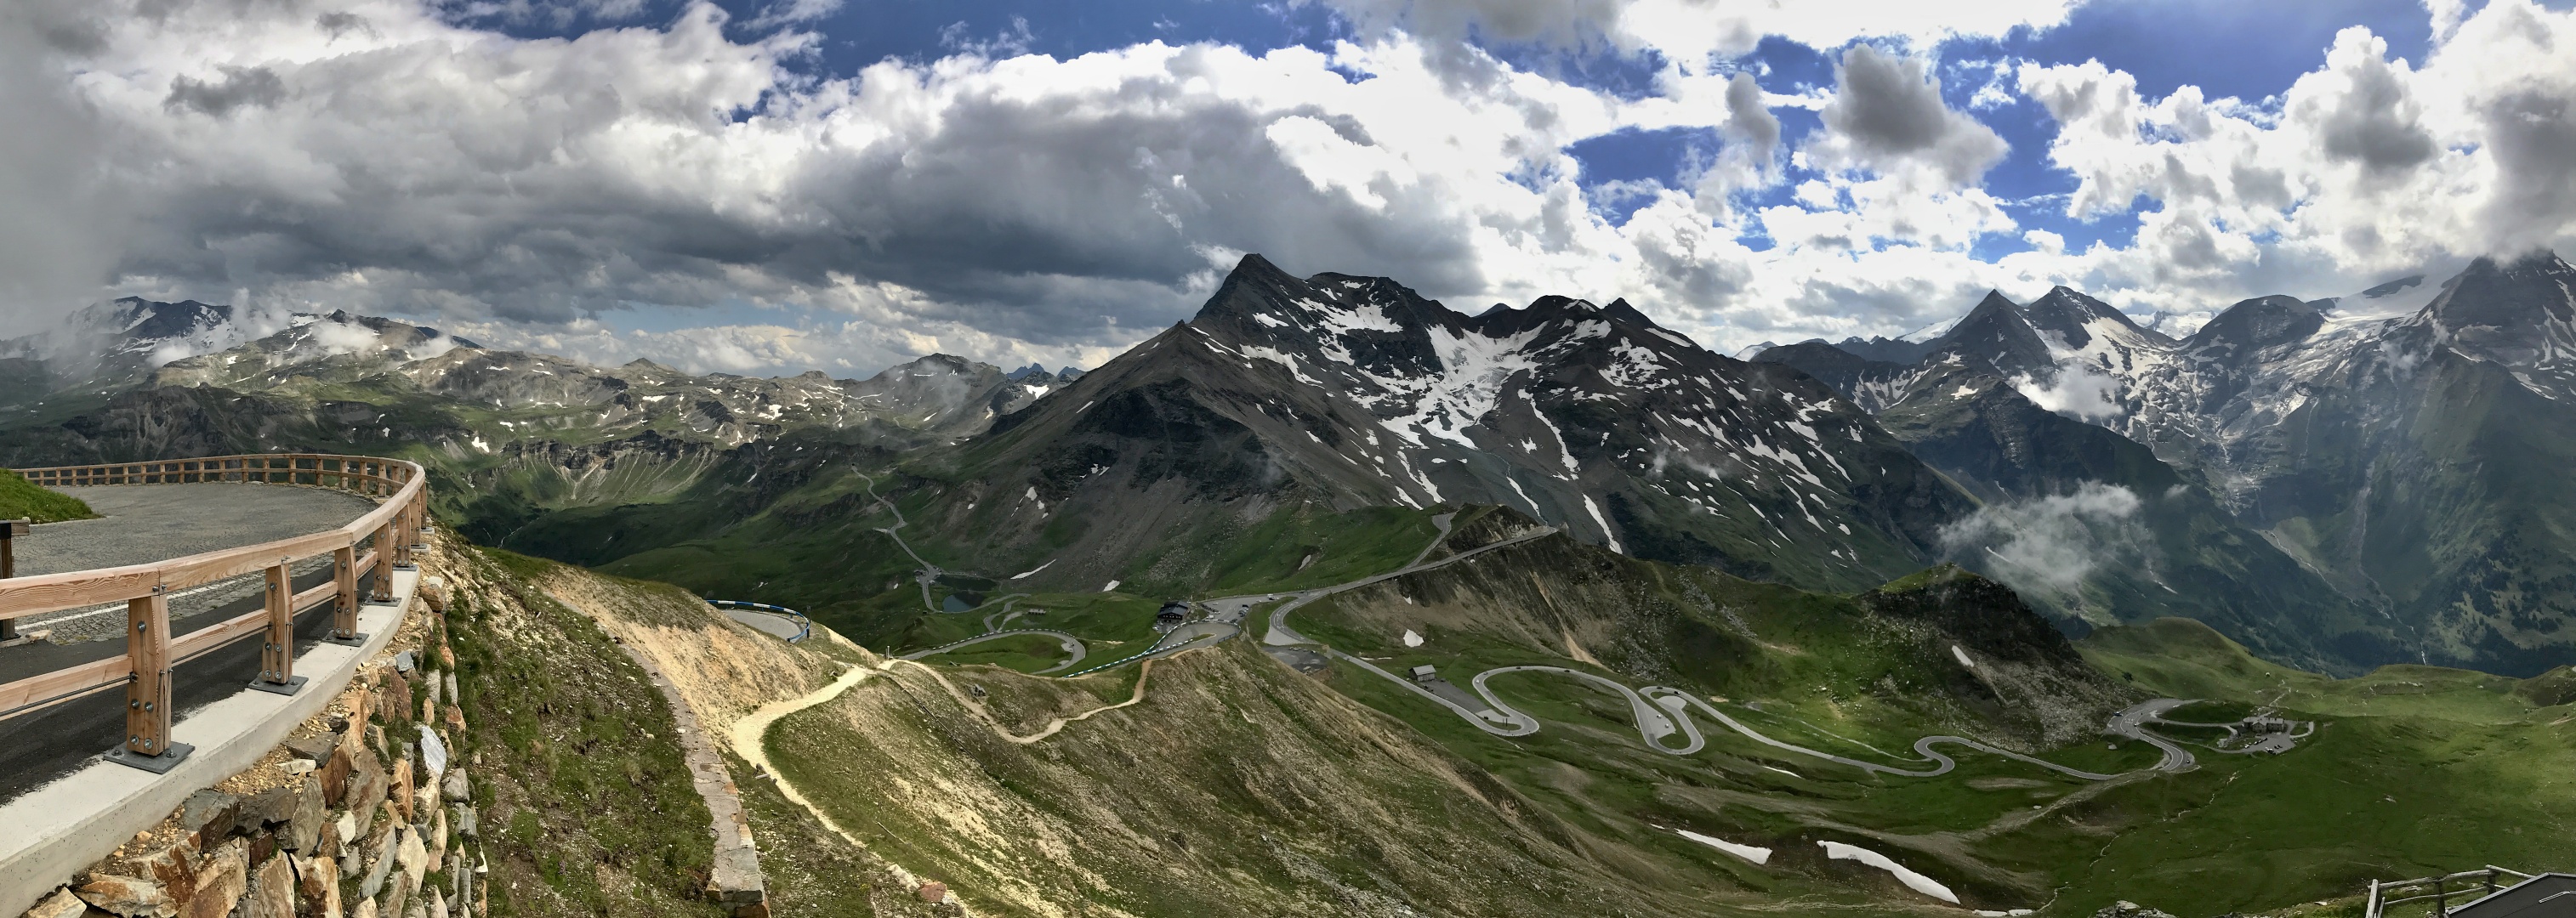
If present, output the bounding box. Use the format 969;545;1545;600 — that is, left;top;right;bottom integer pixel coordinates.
14;576;487;918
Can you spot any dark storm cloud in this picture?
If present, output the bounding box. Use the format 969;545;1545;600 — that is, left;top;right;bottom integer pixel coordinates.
1813;45;2007;187
164;65;287;116
1722;71;1778;152
2312;51;2437;176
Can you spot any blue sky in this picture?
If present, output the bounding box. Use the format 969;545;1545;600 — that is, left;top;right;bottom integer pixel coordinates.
14;0;2576;374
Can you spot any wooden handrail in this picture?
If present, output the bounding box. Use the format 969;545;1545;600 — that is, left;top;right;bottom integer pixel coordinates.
0;455;426;766
1;456;424;620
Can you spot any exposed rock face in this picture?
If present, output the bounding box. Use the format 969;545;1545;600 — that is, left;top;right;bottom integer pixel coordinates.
297;855;338;916
74;874;175;918
183;841;246;918
179;790;242;845
23;888;88;918
247;853;293;918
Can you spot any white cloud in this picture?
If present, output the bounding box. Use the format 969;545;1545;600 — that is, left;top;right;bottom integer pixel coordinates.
3;0;2571;380
1938;482;2148;599
2011;361;2124;420
1311;0;2079;66
2010;1;2576;318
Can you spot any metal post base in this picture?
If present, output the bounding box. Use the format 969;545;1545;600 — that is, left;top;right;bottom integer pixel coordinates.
320;632;369;647
105;741;196;774
367;593;397;604
247;675;309;696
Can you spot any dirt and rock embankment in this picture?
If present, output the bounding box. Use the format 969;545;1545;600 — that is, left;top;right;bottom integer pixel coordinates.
9;530;952;918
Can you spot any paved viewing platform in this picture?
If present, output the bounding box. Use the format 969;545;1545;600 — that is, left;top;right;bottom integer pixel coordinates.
0;483;381;800
0;463;429;917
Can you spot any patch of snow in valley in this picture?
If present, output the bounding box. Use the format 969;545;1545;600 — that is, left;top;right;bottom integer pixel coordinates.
1672;829;1771;864
1101;580;1120;592
1369;324;1541;450
1503;474;1541;514
1012;560;1054;580
1402;629;1423;648
1817;842;1957;903
1951;645;1975;668
1582;494;1624;553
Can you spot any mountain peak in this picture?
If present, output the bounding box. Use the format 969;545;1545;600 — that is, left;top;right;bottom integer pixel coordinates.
2022;285;2168;350
1600;298;1660;329
1229;252;1295;282
1968;290;2019;316
2412;250;2576;392
2423;248;2576;330
1925;290;2054;375
2184;295;2322;360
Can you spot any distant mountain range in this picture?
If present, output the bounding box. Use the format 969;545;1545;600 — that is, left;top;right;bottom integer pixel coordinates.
3;252;2572;675
1759;250;2576;674
934;254;1968;592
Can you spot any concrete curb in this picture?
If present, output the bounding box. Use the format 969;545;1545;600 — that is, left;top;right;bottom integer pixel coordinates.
0;570;418;918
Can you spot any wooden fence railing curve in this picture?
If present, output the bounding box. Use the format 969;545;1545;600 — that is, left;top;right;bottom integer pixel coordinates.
0;454;428;772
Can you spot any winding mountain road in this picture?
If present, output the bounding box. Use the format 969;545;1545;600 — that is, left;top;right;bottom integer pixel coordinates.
1260;514;1561;648
900;629;1088;674
1231;515;2206;782
2104;698;2199;772
852;470;949;612
878;505;2214;784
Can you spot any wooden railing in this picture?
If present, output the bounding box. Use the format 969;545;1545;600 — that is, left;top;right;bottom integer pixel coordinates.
0;455;427;772
2366;866;2533;917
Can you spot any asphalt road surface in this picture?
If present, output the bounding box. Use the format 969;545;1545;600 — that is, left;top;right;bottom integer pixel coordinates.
724;609;805;641
902;630;1089;674
2105;698;2200;772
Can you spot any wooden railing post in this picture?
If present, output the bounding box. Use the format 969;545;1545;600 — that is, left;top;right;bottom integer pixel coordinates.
248;563;305;695
321;544;367;647
369;524;395;602
105;588;193;772
402;487;426;568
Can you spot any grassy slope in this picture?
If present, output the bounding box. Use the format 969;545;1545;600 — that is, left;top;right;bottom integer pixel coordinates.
435;542;727;917
0;469;95;522
765;640;1794;918
2065;618;2576;915
1250;525;2576;916
473;548;974;918
595;470;1447;654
